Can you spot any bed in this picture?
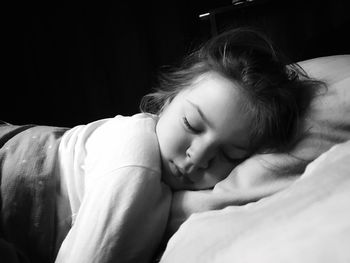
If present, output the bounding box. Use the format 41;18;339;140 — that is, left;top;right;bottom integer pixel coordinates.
159;55;350;263
1;55;349;263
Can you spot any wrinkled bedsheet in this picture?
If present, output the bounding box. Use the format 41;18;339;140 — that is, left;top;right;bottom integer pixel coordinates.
160;140;350;263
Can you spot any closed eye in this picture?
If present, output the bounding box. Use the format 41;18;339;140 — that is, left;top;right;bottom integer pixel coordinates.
222;151;246;164
183;117;200;133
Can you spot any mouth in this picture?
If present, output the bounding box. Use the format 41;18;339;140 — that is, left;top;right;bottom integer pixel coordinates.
170;162;183;178
170;162;194;184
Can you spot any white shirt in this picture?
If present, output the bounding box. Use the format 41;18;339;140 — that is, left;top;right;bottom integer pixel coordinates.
55;113;172;263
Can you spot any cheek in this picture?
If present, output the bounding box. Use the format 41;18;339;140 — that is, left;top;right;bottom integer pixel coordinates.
157;115;187;157
209;159;235;182
197;161;234;190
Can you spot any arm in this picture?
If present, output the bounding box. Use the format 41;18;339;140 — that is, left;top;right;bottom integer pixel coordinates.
167;156;298;236
167;188;261;236
55;167;171;263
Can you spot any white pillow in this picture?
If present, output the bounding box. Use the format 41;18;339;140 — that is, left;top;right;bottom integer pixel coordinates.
161;140;350;263
214;55;350;195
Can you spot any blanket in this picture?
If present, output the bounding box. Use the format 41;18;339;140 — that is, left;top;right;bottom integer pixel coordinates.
0;124;68;263
160;140;350;262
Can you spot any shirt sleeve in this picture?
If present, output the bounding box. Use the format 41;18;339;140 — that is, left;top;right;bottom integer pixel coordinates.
55;166;171;263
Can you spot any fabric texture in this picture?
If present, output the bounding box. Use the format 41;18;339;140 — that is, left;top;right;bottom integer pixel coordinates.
0;124;68;263
160;140;350;263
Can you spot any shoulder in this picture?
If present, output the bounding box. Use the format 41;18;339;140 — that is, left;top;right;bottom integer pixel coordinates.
123;113;160;170
86;113;158;145
85;113;161;173
126;113;159;135
106;113;159;152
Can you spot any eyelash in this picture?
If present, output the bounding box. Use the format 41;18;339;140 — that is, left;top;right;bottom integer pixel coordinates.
222;152;245;163
183;117;200;133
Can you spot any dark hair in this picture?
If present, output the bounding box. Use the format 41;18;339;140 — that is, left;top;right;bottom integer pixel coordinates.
140;27;324;153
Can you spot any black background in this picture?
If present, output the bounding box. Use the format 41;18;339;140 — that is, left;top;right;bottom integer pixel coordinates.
3;0;350;127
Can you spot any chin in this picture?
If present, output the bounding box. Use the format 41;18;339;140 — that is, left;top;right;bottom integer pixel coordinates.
162;173;182;190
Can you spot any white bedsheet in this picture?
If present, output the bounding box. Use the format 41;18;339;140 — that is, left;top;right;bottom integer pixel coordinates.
160;140;350;263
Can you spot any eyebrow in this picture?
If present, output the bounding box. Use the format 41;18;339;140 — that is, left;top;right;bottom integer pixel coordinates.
186;99;213;128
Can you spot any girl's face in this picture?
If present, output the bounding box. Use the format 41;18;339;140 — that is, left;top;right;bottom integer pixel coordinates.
156;71;252;190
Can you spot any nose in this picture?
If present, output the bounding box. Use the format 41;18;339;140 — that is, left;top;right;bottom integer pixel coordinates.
185;142;214;171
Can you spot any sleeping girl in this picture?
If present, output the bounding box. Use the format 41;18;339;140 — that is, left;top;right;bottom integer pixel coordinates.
0;27;323;263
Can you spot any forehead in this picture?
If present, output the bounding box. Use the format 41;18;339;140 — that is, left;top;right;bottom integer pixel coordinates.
187;71;240;101
184;72;251;141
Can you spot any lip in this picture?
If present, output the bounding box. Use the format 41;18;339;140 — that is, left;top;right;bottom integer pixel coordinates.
170;162;194;184
170;162;183;178
175;165;186;176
